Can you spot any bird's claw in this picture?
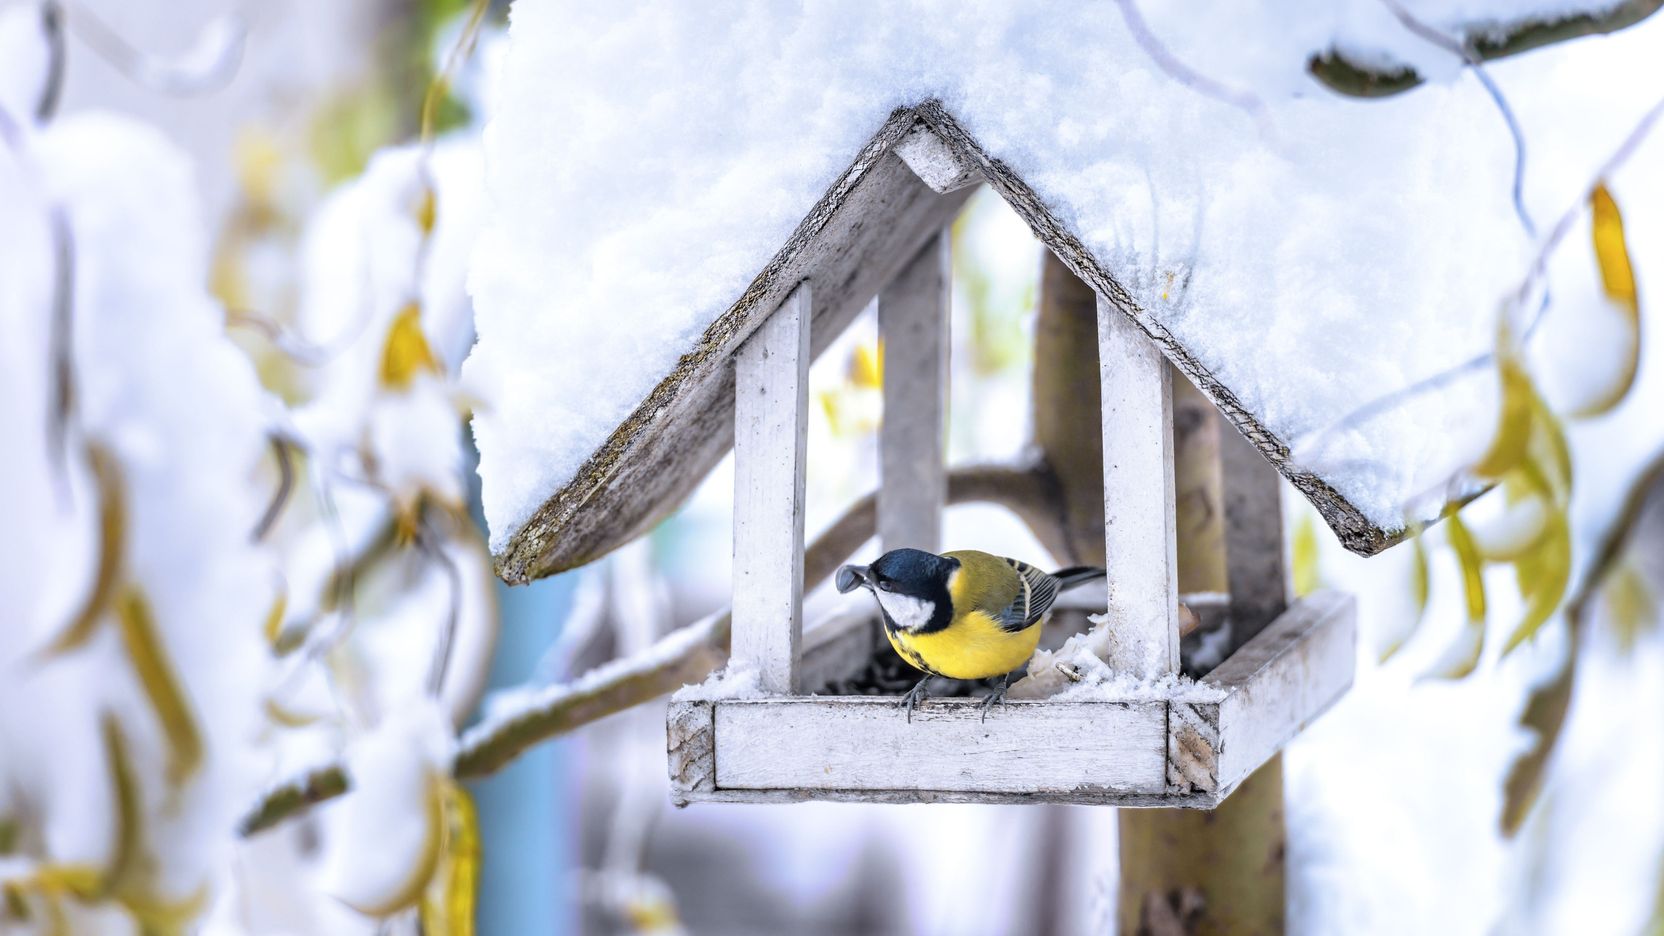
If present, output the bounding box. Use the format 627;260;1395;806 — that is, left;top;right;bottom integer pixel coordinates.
900;678;932;723
979;686;1008;723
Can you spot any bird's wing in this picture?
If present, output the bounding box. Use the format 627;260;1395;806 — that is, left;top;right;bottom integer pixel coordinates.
993;557;1060;633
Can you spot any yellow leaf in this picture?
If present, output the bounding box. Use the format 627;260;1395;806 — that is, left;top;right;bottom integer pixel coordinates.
420;781;480;936
1606;563;1658;651
1474;344;1534;480
98;713;141;899
417;184;438;236
115;588;203;786
43;444;125;655
1292;513;1321;598
263;587;287;647
850;339;883;389
1500;645;1574;836
1574;183;1641;417
1381;528;1427;663
1495;455;1571;656
1423;514;1487;680
380;302;440;390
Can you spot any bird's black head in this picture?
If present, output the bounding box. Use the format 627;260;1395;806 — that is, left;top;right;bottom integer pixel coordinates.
835;549;959;632
837;548;956;597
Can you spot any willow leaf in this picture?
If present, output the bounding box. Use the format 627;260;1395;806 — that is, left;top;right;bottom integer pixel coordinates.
1382;529;1428;663
98;714;141;898
420;781;480;936
1292;513;1321;598
1606;564;1658;651
43;445;125;655
115;588;203;786
1500;645;1575;836
380;301;440;389
1474;347;1534;480
1574;183;1641;417
1502;460;1572;656
1423;515;1488;680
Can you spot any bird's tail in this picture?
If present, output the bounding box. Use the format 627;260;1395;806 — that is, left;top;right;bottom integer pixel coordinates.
1051;566;1107;591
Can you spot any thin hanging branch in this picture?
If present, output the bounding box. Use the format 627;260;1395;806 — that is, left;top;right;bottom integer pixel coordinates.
1111;0;1274;139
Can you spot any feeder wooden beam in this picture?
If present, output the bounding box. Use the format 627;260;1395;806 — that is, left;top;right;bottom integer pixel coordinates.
878;232;951;553
731;283;812;694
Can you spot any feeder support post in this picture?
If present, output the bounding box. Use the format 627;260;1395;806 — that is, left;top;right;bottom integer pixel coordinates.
732;282;812;694
1096;298;1179;679
878;231;951;553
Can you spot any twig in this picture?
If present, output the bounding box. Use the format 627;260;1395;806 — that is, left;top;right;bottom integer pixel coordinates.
251;433;294;542
36;1;65;123
1379;0;1535;237
1111;0;1274;140
420;517;465;697
60;0;246;96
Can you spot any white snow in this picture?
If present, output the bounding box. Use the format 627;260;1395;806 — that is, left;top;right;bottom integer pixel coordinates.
466;0;1661;552
0;111;278;905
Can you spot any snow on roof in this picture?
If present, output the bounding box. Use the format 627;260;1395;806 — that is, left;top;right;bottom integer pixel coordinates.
465;1;1664;581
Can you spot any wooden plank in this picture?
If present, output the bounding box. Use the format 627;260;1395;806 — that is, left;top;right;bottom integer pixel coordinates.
1221;415;1290;651
893;120;980;194
676;786;1225;809
878;232;950;553
731;285;811;694
913;100;1411;558
1203;590;1356;791
1097;295;1179;680
713;697;1167;795
498;109;975;582
666;700;716;801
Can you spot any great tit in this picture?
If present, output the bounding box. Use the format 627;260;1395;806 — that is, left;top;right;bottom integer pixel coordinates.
836;548;1106;721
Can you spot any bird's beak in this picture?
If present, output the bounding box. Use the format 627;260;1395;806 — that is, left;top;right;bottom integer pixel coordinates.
835;564;870;594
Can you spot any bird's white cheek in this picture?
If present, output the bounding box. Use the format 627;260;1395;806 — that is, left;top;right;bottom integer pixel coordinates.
876;592;935;631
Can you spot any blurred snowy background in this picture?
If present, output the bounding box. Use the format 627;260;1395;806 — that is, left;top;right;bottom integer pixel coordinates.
2;1;1663;934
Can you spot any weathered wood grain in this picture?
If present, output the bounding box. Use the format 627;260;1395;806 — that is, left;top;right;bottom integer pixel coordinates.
667;700;716;797
1098;295;1179;680
893;119;981;193
496;109;974;582
878;232;950;553
732;285;811;694
713;697;1167;795
1202;589;1356;791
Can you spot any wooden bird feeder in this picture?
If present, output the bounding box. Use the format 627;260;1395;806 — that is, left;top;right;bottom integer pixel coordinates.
496;103;1364;808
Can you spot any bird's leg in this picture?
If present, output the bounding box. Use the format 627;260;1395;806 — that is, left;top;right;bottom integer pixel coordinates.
979;673;1011;723
900;677;933;723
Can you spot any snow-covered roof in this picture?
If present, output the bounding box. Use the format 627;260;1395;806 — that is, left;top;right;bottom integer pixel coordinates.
465;3;1664;582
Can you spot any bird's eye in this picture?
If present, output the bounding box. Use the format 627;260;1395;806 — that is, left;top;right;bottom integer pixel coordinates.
876;579;893;592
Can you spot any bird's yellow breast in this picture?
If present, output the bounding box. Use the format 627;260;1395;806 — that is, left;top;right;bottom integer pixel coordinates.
884;609;1042;681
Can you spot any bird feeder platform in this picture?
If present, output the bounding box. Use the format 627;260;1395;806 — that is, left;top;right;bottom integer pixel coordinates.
669;590;1352;807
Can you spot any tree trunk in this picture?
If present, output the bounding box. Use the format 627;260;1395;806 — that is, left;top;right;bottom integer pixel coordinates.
1031;251;1286;936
